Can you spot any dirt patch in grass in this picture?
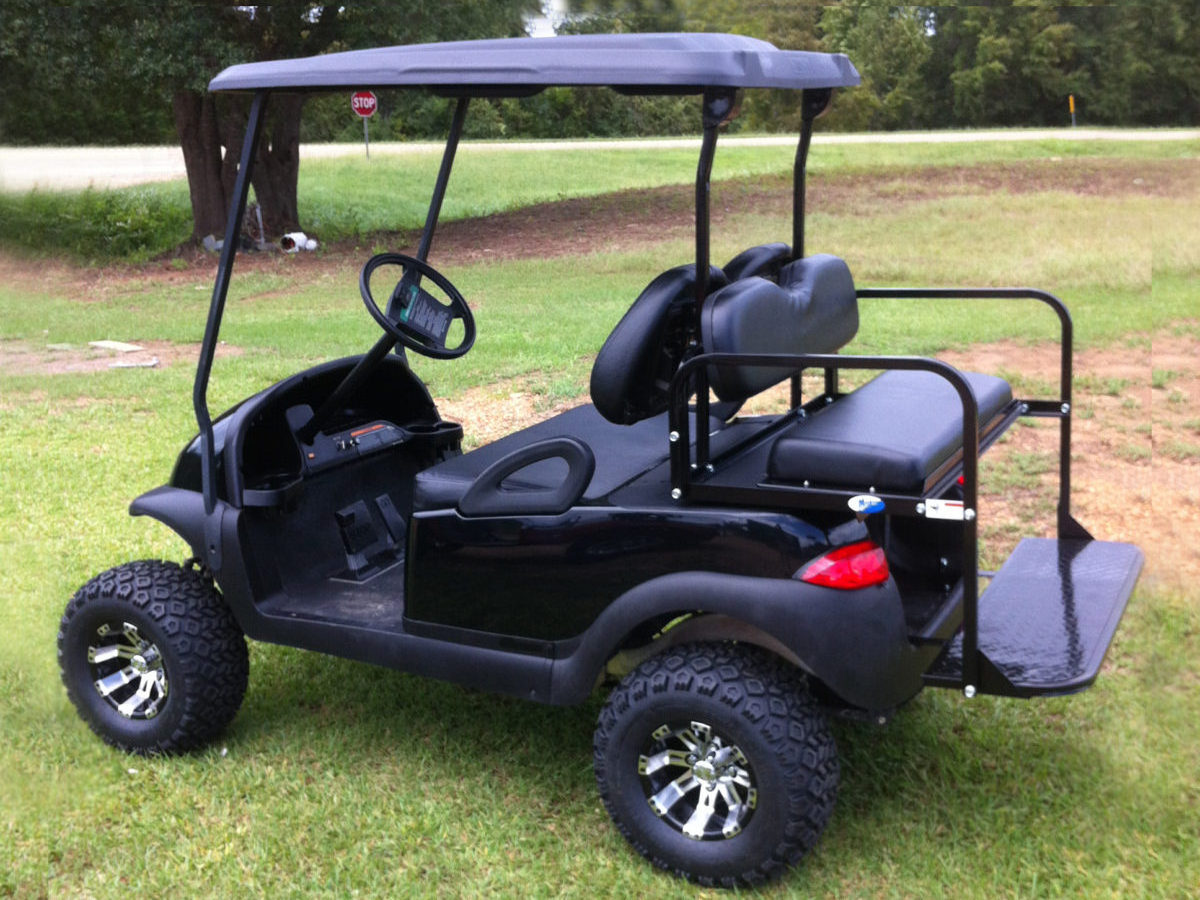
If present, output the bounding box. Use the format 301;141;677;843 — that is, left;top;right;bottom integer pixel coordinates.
434;380;578;450
940;329;1200;589
4;157;1192;294
410;157;1198;267
0;339;243;376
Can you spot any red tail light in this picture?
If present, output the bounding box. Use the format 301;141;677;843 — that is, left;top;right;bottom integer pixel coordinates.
798;540;890;590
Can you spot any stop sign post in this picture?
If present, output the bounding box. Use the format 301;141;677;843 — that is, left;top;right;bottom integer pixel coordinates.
352;91;377;159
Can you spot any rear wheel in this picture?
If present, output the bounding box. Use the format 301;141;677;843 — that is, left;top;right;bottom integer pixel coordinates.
594;643;838;887
58;560;249;755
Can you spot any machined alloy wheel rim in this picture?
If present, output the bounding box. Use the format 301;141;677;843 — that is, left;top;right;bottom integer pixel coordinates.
87;621;169;720
639;720;757;840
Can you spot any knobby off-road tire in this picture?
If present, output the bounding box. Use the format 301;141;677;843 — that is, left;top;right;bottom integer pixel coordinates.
594;643;839;887
58;560;249;755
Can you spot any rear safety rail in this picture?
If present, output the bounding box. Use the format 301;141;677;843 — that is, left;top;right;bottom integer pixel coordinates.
667;289;1084;699
856;287;1081;539
670;350;990;692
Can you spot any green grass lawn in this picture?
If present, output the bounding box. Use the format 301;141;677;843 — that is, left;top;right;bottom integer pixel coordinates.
2;132;1196;261
1;143;1198;897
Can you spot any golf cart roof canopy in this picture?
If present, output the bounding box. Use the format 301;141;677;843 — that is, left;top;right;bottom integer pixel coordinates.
208;32;860;95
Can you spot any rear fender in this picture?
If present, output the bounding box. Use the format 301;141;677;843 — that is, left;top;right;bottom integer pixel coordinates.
549;571;922;710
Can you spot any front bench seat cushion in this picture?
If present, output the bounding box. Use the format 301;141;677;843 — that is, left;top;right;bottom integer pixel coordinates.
591;264;728;425
767;369;1013;493
413;404;723;512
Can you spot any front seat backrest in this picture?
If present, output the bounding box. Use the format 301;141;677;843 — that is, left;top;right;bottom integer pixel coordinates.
591;264;728;425
723;242;791;282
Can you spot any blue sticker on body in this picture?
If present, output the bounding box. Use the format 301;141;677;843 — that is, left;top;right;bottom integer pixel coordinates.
847;494;885;515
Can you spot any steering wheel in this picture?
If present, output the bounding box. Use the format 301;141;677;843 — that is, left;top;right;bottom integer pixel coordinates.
359;252;475;359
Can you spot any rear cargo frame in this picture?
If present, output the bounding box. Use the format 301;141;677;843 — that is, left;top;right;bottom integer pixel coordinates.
667;287;1139;699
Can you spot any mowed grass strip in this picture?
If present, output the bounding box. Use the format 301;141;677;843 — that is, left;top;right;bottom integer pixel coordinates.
1;148;1198;897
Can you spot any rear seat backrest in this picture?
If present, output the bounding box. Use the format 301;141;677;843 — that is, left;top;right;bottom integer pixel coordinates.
701;254;859;404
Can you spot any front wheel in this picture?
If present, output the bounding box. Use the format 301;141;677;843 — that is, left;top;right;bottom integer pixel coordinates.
58;560;249;755
594;643;838;887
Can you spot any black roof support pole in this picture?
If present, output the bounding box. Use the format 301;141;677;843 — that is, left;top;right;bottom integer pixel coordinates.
297;97;470;447
415;97;469;265
691;89;737;471
791;88;832;262
790;89;832;406
693;118;718;310
693;88;737;312
195;90;267;516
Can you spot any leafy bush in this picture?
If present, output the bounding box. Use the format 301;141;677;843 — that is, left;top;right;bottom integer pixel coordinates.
0;185;191;262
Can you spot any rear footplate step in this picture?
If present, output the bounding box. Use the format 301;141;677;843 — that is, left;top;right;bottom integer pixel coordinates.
926;538;1143;697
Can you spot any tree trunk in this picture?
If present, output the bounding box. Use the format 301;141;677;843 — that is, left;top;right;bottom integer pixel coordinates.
173;90;229;241
252;93;305;237
177;90;306;244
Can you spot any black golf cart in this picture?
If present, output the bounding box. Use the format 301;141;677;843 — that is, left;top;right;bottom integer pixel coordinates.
59;34;1143;887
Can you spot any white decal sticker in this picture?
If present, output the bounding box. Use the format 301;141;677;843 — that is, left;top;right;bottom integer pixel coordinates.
924;499;965;521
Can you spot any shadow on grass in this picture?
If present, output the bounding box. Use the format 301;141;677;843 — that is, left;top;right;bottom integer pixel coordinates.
230;641;1119;846
233;643;601;785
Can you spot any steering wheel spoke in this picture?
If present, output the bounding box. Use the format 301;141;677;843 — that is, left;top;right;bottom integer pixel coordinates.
361;253;475;360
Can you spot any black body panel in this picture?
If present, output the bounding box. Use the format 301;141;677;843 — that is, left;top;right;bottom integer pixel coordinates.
131;486;922;710
170;413;236;502
405;506;828;641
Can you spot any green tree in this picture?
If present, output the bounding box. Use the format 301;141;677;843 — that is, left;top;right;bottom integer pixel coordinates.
820;5;932;130
926;3;1080;127
0;2;173;144
157;1;537;240
1;1;538;241
1065;1;1199;125
561;0;685;33
680;0;823;132
564;0;828;133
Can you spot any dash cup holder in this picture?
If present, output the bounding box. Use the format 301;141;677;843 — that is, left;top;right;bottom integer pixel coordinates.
406;420;463;452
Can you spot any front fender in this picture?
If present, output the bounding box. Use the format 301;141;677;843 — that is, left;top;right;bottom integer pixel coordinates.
549;571;922;710
130;486;210;557
130;485;233;573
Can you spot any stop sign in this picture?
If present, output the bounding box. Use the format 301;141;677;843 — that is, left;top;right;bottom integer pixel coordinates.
351;91;378;118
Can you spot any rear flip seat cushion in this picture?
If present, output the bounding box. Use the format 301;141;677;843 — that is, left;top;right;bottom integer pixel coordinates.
767;369;1013;493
